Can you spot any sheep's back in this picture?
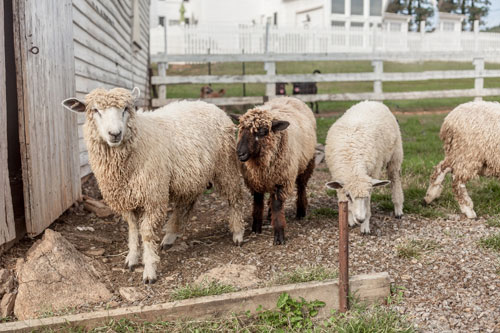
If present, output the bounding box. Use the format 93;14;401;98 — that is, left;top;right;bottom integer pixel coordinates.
325;101;400;180
440;101;500;167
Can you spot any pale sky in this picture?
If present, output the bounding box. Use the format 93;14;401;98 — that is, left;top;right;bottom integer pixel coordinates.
485;0;500;28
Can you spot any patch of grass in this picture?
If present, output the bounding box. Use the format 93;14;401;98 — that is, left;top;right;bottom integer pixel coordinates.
0;316;13;323
170;280;237;301
486;216;500;228
479;233;500;252
396;239;441;259
311;207;338;219
272;266;338;286
326;189;336;197
325;304;416;333
387;285;407;306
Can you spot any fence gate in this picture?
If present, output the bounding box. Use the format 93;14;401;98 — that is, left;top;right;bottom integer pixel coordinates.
0;0;15;246
13;0;81;236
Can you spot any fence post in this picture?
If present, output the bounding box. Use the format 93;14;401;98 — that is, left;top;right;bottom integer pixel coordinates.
264;62;276;98
158;62;168;100
372;59;383;100
338;201;349;313
474;20;479;52
473;57;484;102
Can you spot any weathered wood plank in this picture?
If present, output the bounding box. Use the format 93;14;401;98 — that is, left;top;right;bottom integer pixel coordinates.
0;273;390;332
14;0;81;237
0;0;16;246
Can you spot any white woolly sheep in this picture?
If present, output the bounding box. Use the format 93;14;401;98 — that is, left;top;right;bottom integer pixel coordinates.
325;101;404;234
63;88;245;283
231;97;317;245
424;101;500;219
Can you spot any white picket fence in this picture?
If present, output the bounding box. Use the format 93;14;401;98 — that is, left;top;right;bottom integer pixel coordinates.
151;24;500;55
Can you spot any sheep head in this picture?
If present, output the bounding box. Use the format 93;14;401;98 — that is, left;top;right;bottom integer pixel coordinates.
326;178;390;224
231;108;289;162
62;87;140;147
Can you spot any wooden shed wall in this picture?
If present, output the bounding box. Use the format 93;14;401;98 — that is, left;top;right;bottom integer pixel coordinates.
72;0;151;177
0;0;16;246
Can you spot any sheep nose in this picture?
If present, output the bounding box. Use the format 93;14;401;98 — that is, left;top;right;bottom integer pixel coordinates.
108;130;122;139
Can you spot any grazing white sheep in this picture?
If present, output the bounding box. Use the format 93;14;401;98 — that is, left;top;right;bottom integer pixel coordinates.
425;101;500;219
231;97;317;245
63;88;245;283
325;101;404;234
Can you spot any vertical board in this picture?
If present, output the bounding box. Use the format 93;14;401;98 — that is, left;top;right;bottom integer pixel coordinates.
0;0;16;245
13;0;81;236
72;0;151;178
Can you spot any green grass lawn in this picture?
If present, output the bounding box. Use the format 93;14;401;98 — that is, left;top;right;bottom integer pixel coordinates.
157;60;500;112
318;113;500;218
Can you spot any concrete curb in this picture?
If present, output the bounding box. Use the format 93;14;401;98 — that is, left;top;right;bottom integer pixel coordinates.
0;272;390;332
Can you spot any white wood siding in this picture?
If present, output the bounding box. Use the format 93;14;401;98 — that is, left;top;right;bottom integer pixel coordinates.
72;0;150;178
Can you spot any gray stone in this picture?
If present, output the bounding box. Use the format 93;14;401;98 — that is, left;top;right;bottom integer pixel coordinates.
0;292;16;317
119;287;145;303
14;229;112;320
0;269;14;297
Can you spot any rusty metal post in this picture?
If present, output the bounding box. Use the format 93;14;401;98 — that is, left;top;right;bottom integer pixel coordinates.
338;200;349;312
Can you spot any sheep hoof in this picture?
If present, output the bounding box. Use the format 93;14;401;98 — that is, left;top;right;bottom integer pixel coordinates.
395;214;403;219
160;243;173;251
273;229;285;245
143;277;157;284
125;263;139;272
251;224;262;234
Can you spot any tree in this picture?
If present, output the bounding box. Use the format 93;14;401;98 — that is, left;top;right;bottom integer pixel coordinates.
414;0;435;31
385;0;434;31
467;0;491;28
386;0;407;13
438;0;460;12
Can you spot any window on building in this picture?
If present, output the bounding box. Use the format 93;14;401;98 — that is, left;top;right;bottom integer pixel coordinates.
370;0;382;16
351;22;364;28
159;16;165;27
169;19;180;26
443;22;454;31
273;12;278;25
332;0;344;14
390;22;402;32
351;0;363;15
331;20;345;27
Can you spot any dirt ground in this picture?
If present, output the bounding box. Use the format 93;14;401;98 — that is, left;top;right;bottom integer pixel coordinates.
1;161;499;332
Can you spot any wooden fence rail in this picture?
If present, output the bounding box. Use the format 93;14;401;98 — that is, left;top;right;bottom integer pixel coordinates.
151;53;500;108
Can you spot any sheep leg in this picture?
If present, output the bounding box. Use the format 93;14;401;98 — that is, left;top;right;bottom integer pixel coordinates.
252;192;264;234
140;213;162;284
267;196;272;221
360;199;372;235
425;160;451;204
452;176;476;219
271;185;286;245
295;158;315;219
215;168;246;246
388;146;404;218
161;201;195;250
123;211;140;271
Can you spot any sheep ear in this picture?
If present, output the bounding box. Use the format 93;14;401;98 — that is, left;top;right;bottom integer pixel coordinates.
371;179;390;187
271;120;289;132
131;87;140;102
62;98;86;113
229;114;241;124
326;181;343;189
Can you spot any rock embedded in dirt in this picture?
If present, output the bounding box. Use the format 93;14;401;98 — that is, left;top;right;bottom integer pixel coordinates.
0;292;16;317
14;229;112;320
119;287;145;303
194;264;260;289
0;268;15;296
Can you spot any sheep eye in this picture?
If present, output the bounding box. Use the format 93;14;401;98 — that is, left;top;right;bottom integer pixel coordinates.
92;108;101;117
346;193;353;202
257;128;268;137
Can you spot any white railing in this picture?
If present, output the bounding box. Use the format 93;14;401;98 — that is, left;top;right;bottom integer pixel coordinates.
150;53;500;108
150;24;500;56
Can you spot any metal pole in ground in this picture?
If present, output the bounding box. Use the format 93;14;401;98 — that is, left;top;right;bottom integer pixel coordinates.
338;200;349;313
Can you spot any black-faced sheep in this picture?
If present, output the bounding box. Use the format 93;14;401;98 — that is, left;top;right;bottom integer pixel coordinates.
425;101;500;219
63;88;245;283
292;69;320;113
231;97;317;245
325;101;404;234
